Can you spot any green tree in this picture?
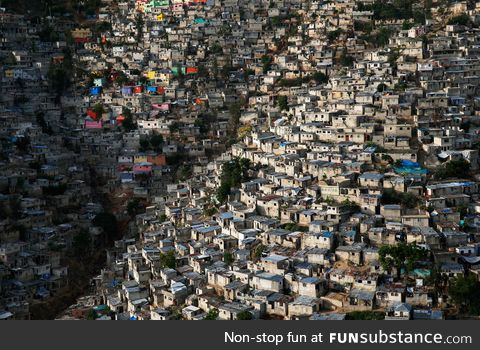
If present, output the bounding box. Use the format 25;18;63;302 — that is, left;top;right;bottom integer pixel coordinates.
72;230;92;258
381;189;419;209
169;122;180;133
47;62;71;96
86;308;98;320
402;20;414;30
92;212;118;242
381;154;393;163
388;49;401;67
277;95;288;111
434;159;471;180
139;133;164;152
122;115;137;132
282;222;308;232
377;83;388;92
204;207;218;216
261;55;273;73
278;78;303;87
209;43;223;54
166;153;188;166
204;308;219;320
121;107;136;132
369;0;416;21
379;242;428;279
177;164;192;181
239;158;251;180
327;29;344;42
253;244;265;261
135;13;144;41
223;252;234;265
339;52;354;67
84;0;102;15
139;138;150;152
15;136;30;152
160;250;176;269
447;14;471;26
361;27;393;47
150;133;164;151
312;71;328;84
236;310;253;320
227;103;242;144
448;274;480;315
341;199;361;212
43;184;67;196
36;111;53;135
127;199;142;217
216;158;251;204
346;311;385;320
216;182;231;204
93;103;105;116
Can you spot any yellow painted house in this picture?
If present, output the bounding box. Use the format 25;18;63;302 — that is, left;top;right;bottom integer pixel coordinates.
134;154;148;164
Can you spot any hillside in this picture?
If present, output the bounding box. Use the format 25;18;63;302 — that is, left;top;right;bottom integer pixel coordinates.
0;0;102;18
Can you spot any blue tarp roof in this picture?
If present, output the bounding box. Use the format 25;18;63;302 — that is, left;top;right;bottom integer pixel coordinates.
394;159;427;174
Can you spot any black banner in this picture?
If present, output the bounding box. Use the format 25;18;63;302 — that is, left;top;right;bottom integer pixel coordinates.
1;320;476;350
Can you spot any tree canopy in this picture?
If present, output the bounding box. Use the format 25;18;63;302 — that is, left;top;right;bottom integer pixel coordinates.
216;158;251;204
447;14;472;26
72;230;92;257
92;212;118;242
448;274;480;315
159;250;176;269
379;242;428;279
139;133;164;152
358;0;426;23
277;95;288;111
434;159;470;180
346;311;385;320
223;252;234;265
381;189;419;209
204;308;219;320
236;310;253;320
